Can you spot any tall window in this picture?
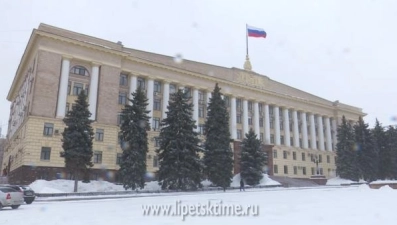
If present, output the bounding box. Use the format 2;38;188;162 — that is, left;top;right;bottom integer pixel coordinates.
303;167;307;175
248;117;252;125
199;106;205;118
154;81;161;93
302;152;306;161
137;78;145;90
153;99;161;111
269;106;274;115
95;129;104;141
283;151;288;159
120;74;128;86
93;151;102;164
184;87;192;97
259;118;264;127
294;166;298;175
119;92;127;105
293;152;297;160
40;147;51;160
236;99;242;110
273;150;278;158
198;124;205;135
327;155;330;163
260;133;264;142
116;153;122;165
237;129;243;139
152;117;161;131
43;123;54;136
73;83;84;95
153;156;159;167
154;137;161;147
67;81;71;95
248;101;253;111
280;135;285;145
284;165;288;174
198;91;204;101
169;84;176;94
70;66;89;76
258;103;263;113
270;134;275;144
237;114;242;124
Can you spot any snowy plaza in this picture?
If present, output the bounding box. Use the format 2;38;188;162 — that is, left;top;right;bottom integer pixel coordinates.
1;184;396;225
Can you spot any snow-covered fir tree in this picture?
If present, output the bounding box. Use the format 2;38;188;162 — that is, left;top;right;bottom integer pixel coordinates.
240;129;267;186
355;116;378;181
118;87;150;190
156;89;203;190
335;116;360;181
203;83;233;191
61;91;94;192
372;119;390;179
385;126;397;179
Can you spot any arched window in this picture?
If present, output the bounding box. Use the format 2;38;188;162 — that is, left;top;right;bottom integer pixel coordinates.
70;66;89;76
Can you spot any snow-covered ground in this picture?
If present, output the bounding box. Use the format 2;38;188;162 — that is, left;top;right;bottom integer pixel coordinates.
370;180;397;184
29;174;280;193
326;177;366;186
1;185;396;224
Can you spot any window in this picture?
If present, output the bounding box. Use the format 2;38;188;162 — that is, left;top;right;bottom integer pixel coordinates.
280;122;284;131
258;103;263;113
116;153;122;165
117;113;124;126
85;84;89;94
248;101;253;111
284;165;288;174
248;117;252;125
303;167;307;175
154;99;161;111
198;91;204;101
93;151;102;164
154;81;161;93
260;133;264;142
294;166;297;175
169;84;176;94
269;106;274;115
280;135;284;145
319;168;323;175
308;141;311;149
152;117;161;131
327;155;330;163
199;106;205;118
43;123;54;136
120;74;128;86
65;103;70;115
319;155;323;163
137;78;145;90
259;118;264;127
118;92;127;105
67;81;71;95
299;138;303;148
283;150;288;159
273;150;277;158
184;87;192;97
73;82;84;95
40;147;51;160
273;165;278;174
70;66;89;76
302;153;306;161
237;129;243;139
270;134;275;144
270;120;274;129
95;129;104;141
292;152;296;160
198;124;205;135
153;156;159;167
311;167;315;175
290;137;294;146
236;99;242;110
155;137;161;147
237;114;242;124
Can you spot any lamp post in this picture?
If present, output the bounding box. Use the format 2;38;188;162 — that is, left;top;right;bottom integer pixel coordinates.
312;154;320;175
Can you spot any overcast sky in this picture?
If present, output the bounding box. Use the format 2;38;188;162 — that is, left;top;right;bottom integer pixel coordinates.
0;0;396;135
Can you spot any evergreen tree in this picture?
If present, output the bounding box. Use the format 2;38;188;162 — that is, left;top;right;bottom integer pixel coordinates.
385;126;397;179
119;87;150;190
61;91;94;192
203;83;233;191
373;119;390;179
240;129;267;186
335;116;360;181
355;116;378;181
156;89;203;190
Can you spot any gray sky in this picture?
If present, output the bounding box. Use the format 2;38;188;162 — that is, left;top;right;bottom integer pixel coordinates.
1;0;396;135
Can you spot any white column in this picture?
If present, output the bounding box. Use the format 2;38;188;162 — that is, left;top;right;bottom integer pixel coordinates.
254;102;260;136
274;106;281;145
309;114;317;149
301;112;309;149
128;75;137;105
243;99;249;135
318;116;325;150
264;104;270;144
292;110;299;148
193;89;199;131
283;108;291;146
162;82;169;119
56;58;70;118
147;79;154;120
206;91;212;108
88;64;99;120
230;97;237;139
325;117;332;151
332;118;337;151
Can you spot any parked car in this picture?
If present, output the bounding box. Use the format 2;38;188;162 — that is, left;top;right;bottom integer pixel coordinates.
0;187;24;210
2;185;36;204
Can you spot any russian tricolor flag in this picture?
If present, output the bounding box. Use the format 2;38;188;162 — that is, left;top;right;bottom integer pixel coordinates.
247;25;266;38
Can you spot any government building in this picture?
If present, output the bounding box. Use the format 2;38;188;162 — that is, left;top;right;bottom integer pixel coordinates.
1;24;364;184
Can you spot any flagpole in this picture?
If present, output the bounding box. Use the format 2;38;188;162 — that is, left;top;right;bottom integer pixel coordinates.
246;24;249;56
